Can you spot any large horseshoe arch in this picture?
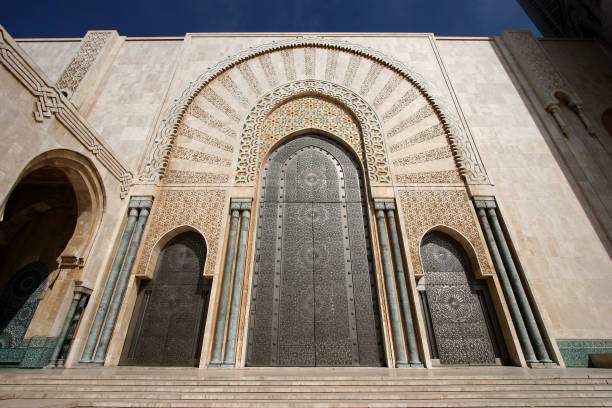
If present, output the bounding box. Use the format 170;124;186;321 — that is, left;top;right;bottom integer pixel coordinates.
246;134;384;367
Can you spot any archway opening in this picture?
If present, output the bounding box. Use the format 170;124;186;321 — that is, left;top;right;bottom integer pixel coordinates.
120;231;211;367
247;134;384;367
418;230;507;366
0;167;78;355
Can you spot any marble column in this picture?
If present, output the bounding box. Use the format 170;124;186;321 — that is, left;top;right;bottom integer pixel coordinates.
48;286;91;368
374;200;408;366
47;292;81;367
474;197;554;366
81;206;138;363
94;205;150;363
223;201;252;366
81;196;153;365
486;208;553;364
210;208;241;365
385;206;422;367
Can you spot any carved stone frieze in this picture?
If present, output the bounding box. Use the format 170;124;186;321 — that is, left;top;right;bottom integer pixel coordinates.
261;95;361;160
501;31;580;109
399;189;491;278
140;37;488;184
395;170;461;184
0;27;132;197
56;31;112;94
235;80;390;184
393;146;452;167
134;190;227;278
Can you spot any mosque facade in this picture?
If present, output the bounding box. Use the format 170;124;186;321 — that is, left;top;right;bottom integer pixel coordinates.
0;25;611;370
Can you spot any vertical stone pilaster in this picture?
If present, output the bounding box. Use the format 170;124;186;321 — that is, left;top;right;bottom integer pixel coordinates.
81;196;153;365
210;198;252;367
210;209;241;365
385;205;422;367
474;197;555;366
47;286;91;368
374;200;408;366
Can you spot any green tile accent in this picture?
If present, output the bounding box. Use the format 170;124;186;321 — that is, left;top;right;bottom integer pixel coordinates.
18;337;58;368
557;339;612;367
0;348;26;365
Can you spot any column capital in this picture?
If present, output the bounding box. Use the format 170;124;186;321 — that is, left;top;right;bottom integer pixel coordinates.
373;198;396;211
128;195;154;210
230;197;252;211
473;196;497;209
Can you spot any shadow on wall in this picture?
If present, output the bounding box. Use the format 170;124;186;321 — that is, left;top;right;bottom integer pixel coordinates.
491;40;612;260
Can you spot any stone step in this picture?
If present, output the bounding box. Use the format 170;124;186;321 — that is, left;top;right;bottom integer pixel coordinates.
1;368;611;407
3;389;612;401
2;383;612;393
3;398;612;408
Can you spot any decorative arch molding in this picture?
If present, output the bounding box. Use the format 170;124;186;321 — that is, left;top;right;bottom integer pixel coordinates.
140;37;488;184
237;81;389;184
417;224;489;281
138;224;209;280
3;149;105;266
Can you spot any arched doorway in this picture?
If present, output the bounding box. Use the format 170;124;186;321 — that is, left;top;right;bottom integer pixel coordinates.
418;231;506;365
0;167;78;357
247;134;384;367
120;231;211;366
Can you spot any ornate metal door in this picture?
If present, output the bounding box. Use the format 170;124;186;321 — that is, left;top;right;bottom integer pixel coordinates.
247;135;384;367
418;231;505;365
120;231;210;366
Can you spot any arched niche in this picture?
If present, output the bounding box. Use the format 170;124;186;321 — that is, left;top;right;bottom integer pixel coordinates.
416;229;506;366
417;225;488;280
0;150;104;356
137;224;210;280
120;230;211;367
2;149;105;266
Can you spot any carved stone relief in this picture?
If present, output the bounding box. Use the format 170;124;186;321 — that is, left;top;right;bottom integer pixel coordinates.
140;37;488;185
56;31;113;94
0;27;132;197
235;80;390;184
134;190;226;278
398;189;491;278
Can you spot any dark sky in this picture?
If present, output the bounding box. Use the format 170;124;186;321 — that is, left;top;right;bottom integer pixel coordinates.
2;0;540;38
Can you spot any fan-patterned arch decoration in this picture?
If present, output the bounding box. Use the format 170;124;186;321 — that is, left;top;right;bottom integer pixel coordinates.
139;38;489;186
237;81;389;184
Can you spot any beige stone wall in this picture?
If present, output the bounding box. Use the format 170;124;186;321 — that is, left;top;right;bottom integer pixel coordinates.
17;39;81;82
6;28;612;366
85;39;183;170
436;38;612;339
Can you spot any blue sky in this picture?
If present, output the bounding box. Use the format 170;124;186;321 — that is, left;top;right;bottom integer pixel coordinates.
2;0;540;38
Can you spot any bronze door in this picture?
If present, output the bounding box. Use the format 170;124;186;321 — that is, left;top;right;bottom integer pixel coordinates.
419;231;505;365
247;135;384;367
120;231;210;366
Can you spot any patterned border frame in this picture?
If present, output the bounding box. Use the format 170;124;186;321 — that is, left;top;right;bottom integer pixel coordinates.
0;26;133;197
140;37;488;184
237;80;389;184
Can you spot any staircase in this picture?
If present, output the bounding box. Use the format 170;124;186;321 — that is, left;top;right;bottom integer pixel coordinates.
0;366;611;407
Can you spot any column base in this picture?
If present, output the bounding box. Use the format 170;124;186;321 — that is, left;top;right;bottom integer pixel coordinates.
396;362;424;368
528;361;558;367
78;360;105;366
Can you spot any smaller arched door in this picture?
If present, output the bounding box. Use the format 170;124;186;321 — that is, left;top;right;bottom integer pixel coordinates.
418;231;506;365
121;231;211;366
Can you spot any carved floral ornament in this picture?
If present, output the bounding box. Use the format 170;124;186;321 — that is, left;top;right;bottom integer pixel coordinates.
140;37;488;184
237;81;389;184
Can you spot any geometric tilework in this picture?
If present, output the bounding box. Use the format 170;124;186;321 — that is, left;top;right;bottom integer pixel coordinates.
557;339;612;367
236;80;390;184
261;96;361;158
